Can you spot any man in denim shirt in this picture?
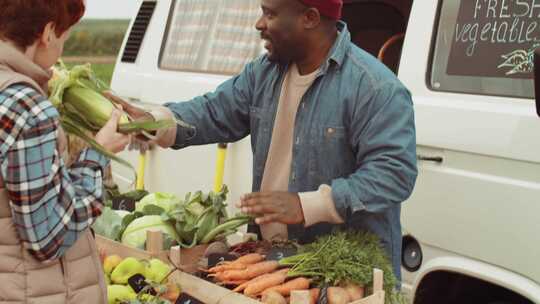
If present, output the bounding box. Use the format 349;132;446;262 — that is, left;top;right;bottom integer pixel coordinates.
116;0;417;280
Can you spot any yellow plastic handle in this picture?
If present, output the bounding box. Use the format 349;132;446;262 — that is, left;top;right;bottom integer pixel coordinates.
136;152;146;191
213;143;227;193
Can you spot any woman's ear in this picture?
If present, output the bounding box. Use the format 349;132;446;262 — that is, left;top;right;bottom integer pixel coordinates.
39;22;56;48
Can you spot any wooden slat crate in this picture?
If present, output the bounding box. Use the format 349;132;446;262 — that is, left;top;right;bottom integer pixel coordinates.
170;271;261;304
288;269;385;304
95;231;385;304
95;230;209;273
96;231;169;262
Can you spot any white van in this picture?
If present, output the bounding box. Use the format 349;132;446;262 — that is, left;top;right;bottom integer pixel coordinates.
111;0;540;303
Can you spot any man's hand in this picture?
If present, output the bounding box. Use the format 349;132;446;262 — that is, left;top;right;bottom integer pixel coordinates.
103;91;179;149
236;192;305;225
103;91;153;122
103;90;155;151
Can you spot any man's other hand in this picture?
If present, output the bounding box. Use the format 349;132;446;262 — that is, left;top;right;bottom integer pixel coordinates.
236;192;305;225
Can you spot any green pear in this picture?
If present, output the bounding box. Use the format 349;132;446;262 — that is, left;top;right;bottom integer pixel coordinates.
145;258;172;283
103;255;123;275
110;257;146;284
107;284;136;304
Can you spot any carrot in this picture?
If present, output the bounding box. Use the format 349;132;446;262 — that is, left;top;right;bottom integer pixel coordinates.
309;288;320;304
218;261;279;281
233;268;289;292
261;277;311;297
234;274;269;292
233;253;265;265
209;253;264;273
208;263;246;273
244;269;289;296
327;287;350;304
217;279;248;286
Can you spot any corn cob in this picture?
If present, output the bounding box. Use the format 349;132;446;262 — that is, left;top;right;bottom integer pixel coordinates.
48;62;184;178
62;86;130;130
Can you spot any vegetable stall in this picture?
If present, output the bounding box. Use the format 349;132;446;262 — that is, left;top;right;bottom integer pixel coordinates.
52;64;406;304
93;186;406;304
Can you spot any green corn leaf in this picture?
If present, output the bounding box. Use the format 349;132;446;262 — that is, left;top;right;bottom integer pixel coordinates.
60;116;136;181
118;118;176;134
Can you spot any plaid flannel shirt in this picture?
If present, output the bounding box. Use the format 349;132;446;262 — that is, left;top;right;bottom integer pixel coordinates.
0;84;109;261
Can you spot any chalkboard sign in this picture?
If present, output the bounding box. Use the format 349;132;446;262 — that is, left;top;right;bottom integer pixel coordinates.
448;0;540;78
266;246;297;261
112;195;136;212
207;253;237;268
175;293;204;304
128;274;156;295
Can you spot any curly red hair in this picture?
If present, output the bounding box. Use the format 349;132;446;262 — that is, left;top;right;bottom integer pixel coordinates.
0;0;86;49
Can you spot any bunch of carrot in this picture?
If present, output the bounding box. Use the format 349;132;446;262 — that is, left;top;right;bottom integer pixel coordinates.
207;253;315;301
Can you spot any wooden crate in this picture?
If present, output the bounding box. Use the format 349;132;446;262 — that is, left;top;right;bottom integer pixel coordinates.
96;232;385;304
349;269;385;304
289;269;385;304
95;231;169;262
170;268;386;304
169;271;261;304
95;230;208;273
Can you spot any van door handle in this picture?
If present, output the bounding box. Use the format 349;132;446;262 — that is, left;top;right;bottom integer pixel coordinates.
417;155;443;163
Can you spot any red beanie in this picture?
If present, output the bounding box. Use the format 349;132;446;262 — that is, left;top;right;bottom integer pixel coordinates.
297;0;343;20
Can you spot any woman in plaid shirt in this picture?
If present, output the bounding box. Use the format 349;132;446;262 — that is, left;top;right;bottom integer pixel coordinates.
0;1;128;302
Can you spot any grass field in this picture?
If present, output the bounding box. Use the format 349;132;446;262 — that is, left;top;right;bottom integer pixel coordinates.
72;19;130;33
64;19;129;57
63;62;116;87
66;62;116;87
62;19;129;86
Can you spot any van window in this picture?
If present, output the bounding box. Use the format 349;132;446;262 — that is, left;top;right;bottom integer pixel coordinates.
159;0;262;75
430;0;539;99
343;0;413;74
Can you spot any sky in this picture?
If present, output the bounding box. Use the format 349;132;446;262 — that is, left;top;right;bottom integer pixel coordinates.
83;0;141;19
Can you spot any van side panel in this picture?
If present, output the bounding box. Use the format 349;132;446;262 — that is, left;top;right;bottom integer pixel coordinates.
399;0;540;295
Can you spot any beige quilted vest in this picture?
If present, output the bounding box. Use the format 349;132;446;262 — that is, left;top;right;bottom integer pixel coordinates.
0;175;107;304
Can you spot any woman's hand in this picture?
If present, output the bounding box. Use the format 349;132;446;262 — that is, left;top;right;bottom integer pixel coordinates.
103;91;180;149
95;110;129;153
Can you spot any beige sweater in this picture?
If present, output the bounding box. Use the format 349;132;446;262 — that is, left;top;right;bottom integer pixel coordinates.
259;64;344;241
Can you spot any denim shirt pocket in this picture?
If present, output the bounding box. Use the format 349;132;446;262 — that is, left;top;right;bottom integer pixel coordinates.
308;125;349;183
322;126;346;142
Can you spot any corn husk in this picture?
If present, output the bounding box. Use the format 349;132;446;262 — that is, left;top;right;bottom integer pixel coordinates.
48;62;188;179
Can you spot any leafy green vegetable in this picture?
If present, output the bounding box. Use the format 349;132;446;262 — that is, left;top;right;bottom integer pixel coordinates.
160;186;251;248
121;215;179;249
136;192;181;213
92;207;123;241
163;186;228;247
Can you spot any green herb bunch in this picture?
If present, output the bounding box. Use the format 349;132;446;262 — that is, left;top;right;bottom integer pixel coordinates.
279;230;407;304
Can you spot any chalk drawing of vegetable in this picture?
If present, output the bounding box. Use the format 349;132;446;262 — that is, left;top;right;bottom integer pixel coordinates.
498;43;539;75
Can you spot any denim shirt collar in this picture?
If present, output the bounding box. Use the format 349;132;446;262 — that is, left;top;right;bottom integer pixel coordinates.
321;21;351;73
274;21;351;75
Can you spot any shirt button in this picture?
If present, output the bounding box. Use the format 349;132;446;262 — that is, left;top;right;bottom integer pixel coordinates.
295;137;300;145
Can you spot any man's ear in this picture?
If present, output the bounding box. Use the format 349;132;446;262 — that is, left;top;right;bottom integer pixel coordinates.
39;22;56;47
303;7;321;30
